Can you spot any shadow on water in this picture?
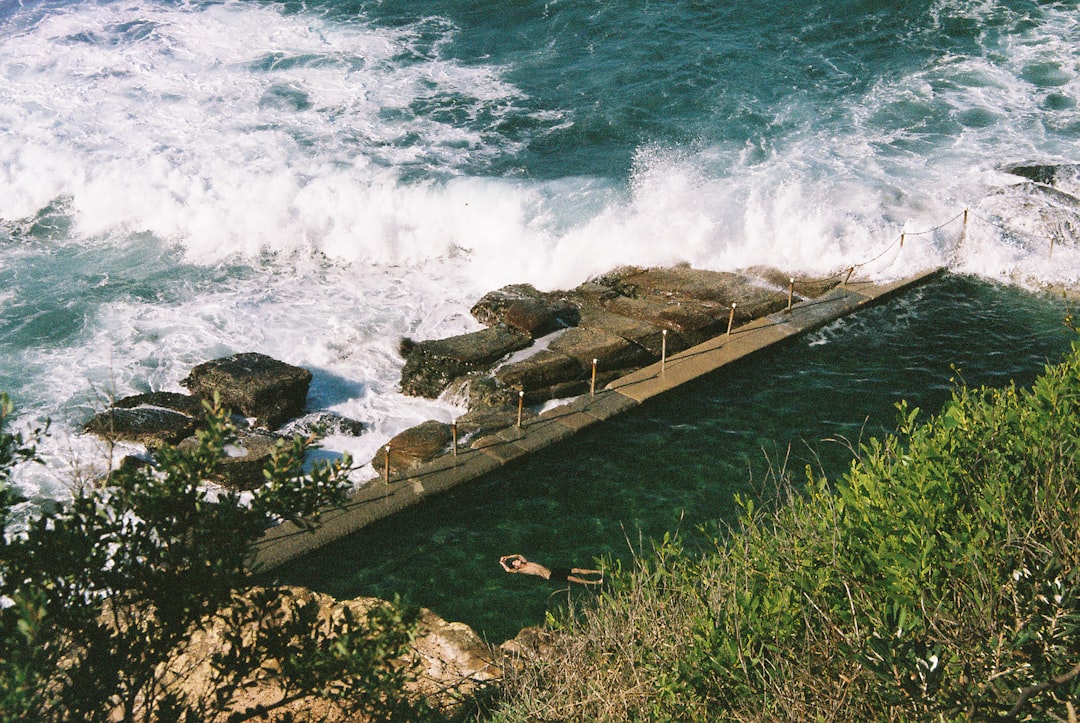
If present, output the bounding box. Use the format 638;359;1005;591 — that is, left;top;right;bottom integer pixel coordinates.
268;274;1075;643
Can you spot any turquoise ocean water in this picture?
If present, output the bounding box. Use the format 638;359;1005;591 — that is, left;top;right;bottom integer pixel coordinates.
1;0;1078;639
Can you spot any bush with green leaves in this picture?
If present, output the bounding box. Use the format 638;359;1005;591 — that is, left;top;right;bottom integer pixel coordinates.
493;341;1080;721
0;395;433;722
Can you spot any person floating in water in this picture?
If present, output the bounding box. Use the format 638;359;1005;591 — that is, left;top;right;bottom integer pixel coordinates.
499;554;603;585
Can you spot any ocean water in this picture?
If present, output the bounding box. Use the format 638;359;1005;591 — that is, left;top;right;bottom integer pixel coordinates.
2;0;1078;634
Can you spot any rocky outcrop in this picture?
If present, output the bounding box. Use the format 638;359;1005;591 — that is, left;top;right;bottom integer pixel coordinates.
83;353;335;490
163;586;500;721
381;263;841;475
399;326;532;399
181;352;312;430
399;263;835;415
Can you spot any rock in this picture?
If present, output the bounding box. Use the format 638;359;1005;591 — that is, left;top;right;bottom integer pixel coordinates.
471;284;581;338
278;411;366;439
111;391;206;418
163;586;500;721
178;429;284;490
181;353;311;430
371;420;453;473
399;326;532;398
1002;162;1080;188
498;625;561;669
454;405;524;441
410;607;502;711
547;326;656;373
495;349;585;393
83;407;198;448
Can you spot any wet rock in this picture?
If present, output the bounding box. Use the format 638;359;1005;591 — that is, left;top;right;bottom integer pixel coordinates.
83;407;198;448
495;349;585;393
1002;162;1080;188
178;429;284;490
470;283;581;337
399;326;532;398
181;353;312;430
455;405;524;441
371;420;453;473
278;411;366;439
111;391;206;418
547;326;656;374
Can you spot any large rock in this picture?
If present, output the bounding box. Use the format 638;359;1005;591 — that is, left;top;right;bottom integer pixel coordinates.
83;407;198;448
181;353;311;429
471;283;580;338
371;420;454;474
1002;162;1080;188
399;326;532;398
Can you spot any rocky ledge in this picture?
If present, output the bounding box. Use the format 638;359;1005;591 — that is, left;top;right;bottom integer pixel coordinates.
380;263;841;474
83;352;366;489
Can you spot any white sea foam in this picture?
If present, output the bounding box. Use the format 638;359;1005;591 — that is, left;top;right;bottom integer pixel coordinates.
2;0;1078;501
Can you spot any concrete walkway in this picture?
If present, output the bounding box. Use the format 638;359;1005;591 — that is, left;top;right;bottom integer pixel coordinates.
253;267;944;570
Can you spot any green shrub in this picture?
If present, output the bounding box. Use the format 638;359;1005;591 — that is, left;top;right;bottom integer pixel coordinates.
0;396;433;722
494;342;1080;721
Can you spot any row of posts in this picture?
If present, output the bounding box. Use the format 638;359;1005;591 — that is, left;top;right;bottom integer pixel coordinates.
380;206;1076;485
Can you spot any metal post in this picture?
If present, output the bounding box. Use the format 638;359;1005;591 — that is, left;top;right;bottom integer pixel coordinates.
661;329;667;374
900;232;905;248
590;358;597;396
845;266;854;285
786;277;795;312
727;302;737;336
516;390;524;428
451;421;457;457
384;443;391;484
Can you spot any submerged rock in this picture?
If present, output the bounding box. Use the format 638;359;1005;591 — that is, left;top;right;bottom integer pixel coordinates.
181;352;311;429
278;411;367;440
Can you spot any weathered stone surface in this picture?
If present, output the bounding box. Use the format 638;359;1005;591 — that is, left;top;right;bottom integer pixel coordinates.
83;407;197;448
164;586;500;721
400;326;532;398
111;391;206;418
741;266;845;302
498;625;561;668
454;405;525;441
181;353;311;430
610;265;750;303
547;326;655;373
470;283;580;337
496;349;585;392
371;420;453;473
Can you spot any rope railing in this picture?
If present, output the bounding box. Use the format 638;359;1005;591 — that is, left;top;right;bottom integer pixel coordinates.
809;202;1073;290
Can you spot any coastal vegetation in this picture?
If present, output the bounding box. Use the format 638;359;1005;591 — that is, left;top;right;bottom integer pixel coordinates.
491;339;1080;721
0;396;430;722
2;338;1077;720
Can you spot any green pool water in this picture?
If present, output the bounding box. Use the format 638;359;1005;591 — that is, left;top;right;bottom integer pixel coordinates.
269;275;1075;643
